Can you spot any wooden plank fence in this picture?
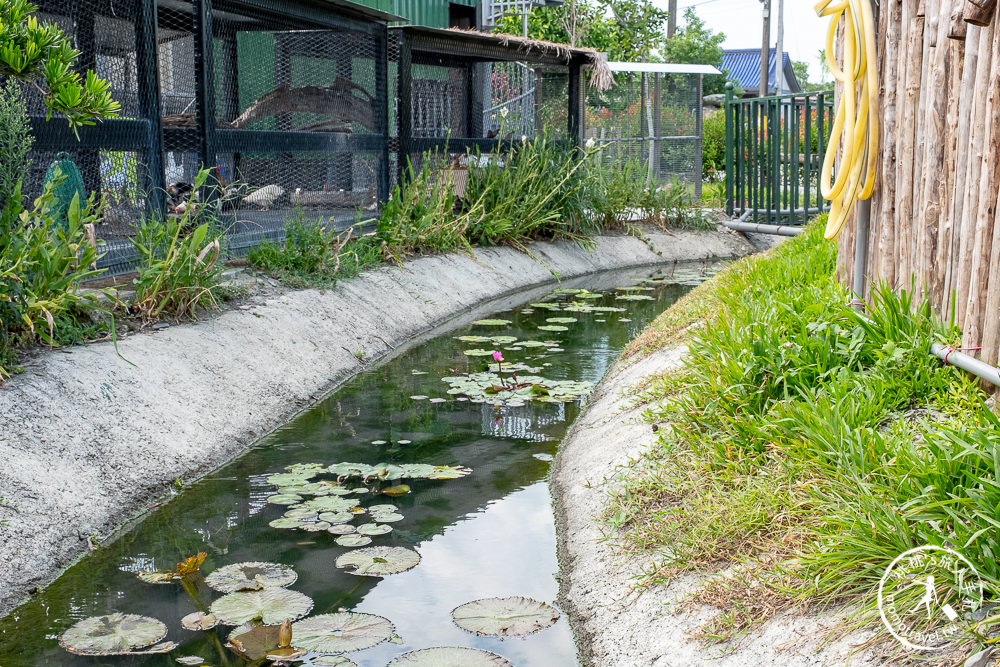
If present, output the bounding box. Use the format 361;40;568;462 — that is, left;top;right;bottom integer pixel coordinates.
838;0;1000;365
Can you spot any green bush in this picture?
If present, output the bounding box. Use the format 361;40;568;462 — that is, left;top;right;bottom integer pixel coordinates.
248;213;354;288
130;170;225;322
701;110;725;179
0;79;32;217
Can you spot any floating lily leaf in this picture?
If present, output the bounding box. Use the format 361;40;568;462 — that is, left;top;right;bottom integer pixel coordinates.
335;546;421;576
387;647;513;666
553;288;582;294
181;611;217;631
291;482;347;496
328;524;356;535
371;440;387;445
619;318;631;322
210;588;313;626
398;439;412;444
356;523;392;536
489;336;518;345
529;303;561;310
267;473;312;487
137;552;207;584
176;657;204;666
455;335;492;343
318;511;354;524
616;294;654;301
472;319;511;326
308;657;358;666
225;623;286;661
298;521;332;532
368;504;397;513
441;372;593;406
382;484;410;497
463;349;496;357
545;317;577;324
410;395;428;400
300;496;357;513
537;325;567;332
59;613;168;656
284;506;320;519
205;562;297;594
267;494;303;505
574;290;603;300
336;534;372;547
451;597;559;638
292;612;393;653
285;463;326;475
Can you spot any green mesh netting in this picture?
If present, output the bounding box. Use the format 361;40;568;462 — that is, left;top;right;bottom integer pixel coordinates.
43;152;85;227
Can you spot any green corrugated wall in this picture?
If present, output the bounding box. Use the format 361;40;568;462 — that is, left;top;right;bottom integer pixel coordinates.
351;0;478;27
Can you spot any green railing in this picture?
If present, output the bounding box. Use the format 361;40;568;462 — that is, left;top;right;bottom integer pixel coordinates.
725;84;835;225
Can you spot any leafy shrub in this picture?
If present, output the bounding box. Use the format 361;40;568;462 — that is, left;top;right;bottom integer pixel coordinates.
248;212;354;288
377;157;469;264
0;79;32;217
0;182;106;377
130;170;225;322
701;110;725;179
0;0;119;130
462;136;595;248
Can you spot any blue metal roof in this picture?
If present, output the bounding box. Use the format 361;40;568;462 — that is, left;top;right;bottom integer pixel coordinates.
722;48;801;94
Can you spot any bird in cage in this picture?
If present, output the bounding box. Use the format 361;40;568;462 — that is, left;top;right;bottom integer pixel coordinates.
242;184;285;211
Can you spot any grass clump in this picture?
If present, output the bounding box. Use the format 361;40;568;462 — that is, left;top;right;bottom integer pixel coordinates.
609;217;995;652
248;213;356;288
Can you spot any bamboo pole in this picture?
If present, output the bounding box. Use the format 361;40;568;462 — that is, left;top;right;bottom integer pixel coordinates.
895;4;925;289
955;22;991;329
875;0;902;291
962;21;1000;353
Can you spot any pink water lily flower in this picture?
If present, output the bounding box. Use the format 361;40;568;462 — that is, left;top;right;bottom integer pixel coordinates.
492;351;504;362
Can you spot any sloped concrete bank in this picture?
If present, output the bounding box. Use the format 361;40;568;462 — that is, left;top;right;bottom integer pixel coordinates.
552;345;877;666
0;228;753;618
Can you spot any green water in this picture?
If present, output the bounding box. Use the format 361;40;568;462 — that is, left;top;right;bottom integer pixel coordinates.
0;266;705;666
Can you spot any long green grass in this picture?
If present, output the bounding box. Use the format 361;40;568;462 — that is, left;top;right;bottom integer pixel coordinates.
610;218;996;653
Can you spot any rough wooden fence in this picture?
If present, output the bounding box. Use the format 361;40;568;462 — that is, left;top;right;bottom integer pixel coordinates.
836;0;1000;364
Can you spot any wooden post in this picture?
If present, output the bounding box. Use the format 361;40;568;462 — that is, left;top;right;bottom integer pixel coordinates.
964;0;997;26
894;1;924;290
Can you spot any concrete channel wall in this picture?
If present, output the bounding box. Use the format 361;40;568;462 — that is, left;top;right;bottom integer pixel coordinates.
0;229;754;617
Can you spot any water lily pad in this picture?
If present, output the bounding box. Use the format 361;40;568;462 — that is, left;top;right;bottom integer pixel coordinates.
59;613;168;656
368;504;398;513
533;453;554;462
371;440;387;445
373;512;404;523
181;611;217;631
537;325;567;332
267;473;313;486
335;546;421;576
472;319;511;326
382;484;410;497
489;336;518;345
328;524;356;535
210;588;313;626
356;523;392;536
410;395;428;400
336;534;372;547
574;290;603;299
530;302;561;310
319;511;354;524
176;657;205;666
284;506;320;519
387;647;513;666
300;496;357;513
309;657;358;666
205;562;297;593
225;623;289;661
298;521;332;532
292;612;393;653
397;439;412;444
545;317;577;324
268;494;303;505
455;335;492;343
451;597;559;638
616;294;654;301
463;348;496;357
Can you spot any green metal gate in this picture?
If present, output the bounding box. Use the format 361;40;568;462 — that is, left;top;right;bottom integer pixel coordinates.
725;83;835;226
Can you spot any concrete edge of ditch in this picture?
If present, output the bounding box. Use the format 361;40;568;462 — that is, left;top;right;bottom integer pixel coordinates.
0;227;754;619
551;343;881;666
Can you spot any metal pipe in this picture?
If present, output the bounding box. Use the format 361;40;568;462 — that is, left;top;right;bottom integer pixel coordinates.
722;219;803;236
853;197;871;309
930;343;1000;387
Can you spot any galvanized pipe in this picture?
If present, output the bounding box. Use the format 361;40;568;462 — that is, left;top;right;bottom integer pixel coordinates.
722;219;803;236
930;343;1000;387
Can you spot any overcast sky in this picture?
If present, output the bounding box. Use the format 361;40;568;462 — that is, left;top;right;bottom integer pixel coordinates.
650;0;832;83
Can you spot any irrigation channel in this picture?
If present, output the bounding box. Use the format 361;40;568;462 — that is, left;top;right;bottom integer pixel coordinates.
0;265;709;666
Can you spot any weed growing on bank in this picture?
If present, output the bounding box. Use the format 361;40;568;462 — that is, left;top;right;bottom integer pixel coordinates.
609;218;995;652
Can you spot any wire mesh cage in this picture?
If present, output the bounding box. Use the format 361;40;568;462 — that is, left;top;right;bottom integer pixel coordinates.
585;67;708;195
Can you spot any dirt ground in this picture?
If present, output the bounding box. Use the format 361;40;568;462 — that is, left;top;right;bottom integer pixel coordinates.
0;227;754;619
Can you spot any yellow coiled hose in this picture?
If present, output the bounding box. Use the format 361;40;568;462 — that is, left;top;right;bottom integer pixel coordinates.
814;0;879;240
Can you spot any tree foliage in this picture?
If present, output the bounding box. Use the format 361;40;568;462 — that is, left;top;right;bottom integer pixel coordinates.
661;8;728;95
0;0;120;131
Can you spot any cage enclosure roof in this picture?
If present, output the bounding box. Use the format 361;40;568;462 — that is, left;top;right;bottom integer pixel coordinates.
607;62;721;75
392;25;613;89
156;0;402;23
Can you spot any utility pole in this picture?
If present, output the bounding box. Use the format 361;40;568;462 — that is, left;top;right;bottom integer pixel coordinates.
668;0;677;38
760;0;771;97
776;0;784;96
